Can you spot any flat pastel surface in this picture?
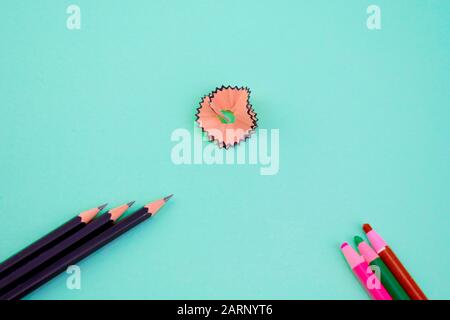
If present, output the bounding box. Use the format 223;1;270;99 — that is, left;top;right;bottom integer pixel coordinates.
0;0;449;299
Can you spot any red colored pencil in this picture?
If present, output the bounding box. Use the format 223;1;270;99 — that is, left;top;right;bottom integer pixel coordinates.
363;224;427;300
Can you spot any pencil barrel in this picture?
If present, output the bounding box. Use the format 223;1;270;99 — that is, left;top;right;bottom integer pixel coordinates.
352;263;392;300
379;247;427;300
1;209;150;300
0;216;83;278
0;214;114;295
370;258;410;300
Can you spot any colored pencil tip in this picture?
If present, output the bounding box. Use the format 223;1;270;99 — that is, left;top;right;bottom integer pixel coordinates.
362;223;372;233
127;201;135;207
97;203;108;211
354;235;364;246
163;194;173;202
340;242;349;249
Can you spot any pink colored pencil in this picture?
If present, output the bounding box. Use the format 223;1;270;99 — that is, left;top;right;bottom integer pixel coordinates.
341;242;392;300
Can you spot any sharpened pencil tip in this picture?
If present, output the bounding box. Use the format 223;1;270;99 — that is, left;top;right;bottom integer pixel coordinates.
163;194;173;202
97;203;108;211
127;201;135;207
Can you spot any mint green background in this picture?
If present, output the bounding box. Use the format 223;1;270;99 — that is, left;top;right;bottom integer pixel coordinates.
0;1;449;299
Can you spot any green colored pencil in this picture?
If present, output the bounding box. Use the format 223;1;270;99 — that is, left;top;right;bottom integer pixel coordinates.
354;235;410;300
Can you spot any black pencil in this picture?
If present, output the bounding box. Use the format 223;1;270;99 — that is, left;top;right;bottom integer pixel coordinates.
0;202;134;295
0;204;107;279
0;195;172;300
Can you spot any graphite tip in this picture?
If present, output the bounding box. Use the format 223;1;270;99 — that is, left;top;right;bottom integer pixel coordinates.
163;194;174;202
97;203;108;211
127;201;136;207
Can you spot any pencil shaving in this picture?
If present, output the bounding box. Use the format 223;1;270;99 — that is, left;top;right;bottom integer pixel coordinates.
195;86;258;149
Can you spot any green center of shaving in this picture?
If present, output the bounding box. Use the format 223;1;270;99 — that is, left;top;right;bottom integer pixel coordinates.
218;110;235;124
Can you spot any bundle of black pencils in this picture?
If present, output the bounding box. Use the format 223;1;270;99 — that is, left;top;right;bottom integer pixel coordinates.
0;195;172;300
